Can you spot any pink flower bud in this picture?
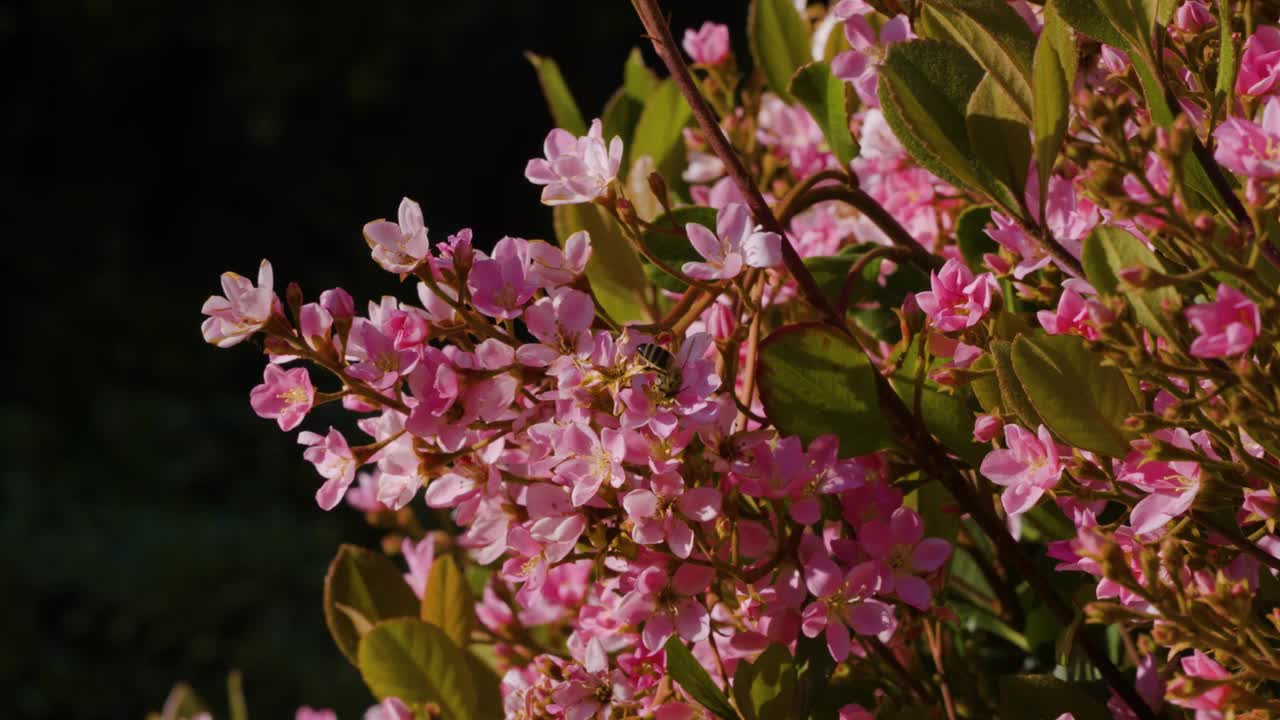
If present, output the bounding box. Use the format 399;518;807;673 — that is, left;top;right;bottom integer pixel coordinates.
319;287;354;321
973;414;1002;443
682;22;731;65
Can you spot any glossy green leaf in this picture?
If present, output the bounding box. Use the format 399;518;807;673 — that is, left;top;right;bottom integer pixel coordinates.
640;206;716;292
878;40;1021;212
421;554;474;649
790;62;859;166
757;323;892;457
967;74;1032;204
1010;333;1139;457
525;53;587;137
921;0;1038;121
358;618;477;717
554;203;650;324
631;79;694;198
664;636;737;720
1081;226;1181;338
956;205;996;269
324;544;421;666
990;340;1043;428
1032;3;1077;214
749;0;812;104
998;674;1110;720
733;644;798;720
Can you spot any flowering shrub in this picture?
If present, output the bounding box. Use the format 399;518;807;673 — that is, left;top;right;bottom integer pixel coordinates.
186;0;1280;718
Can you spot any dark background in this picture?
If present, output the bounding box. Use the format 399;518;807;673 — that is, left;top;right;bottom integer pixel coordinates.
3;0;745;717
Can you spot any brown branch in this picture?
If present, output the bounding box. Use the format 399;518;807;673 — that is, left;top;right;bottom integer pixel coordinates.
783;185;940;272
629;3;1158;718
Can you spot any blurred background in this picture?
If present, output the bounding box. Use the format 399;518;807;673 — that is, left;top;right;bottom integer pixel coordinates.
3;0;744;717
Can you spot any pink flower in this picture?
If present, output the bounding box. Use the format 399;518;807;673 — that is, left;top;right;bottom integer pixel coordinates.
249;365;315;431
1119;430;1203;535
1173;1;1214;32
555;423;628;506
525;118;622;205
201;259;277;347
617;564;714;650
363;698;413;720
294;708;337;720
1185;283;1261;358
682;21;730;65
987;175;1094;278
300;427;358;510
1237;25;1280;97
401;535;435;599
800;557;895;661
683;203;783;280
345;319;420;389
362;197;430;273
831;1;913;106
979;424;1064;515
550;639;634;720
468;237;536;319
914;258;999;332
1214;97;1280;178
527;232;591;289
859;507;952;609
1168;651;1232;718
501;521;583;604
1038;279;1100;339
623;473;721;558
757;96;834;177
838;705;874;720
973;414;1002;443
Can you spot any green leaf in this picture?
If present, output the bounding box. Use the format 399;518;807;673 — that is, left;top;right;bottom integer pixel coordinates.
664;636;737;720
998;674;1110;720
631;79;694;198
921;0;1038;121
227;672;248;720
525;53;587;137
968;352;1003;414
1081;226;1181;338
803;244;926;309
623;47;658;101
1050;0;1129;48
789;62;859;166
890;337;987;468
757;323;892;457
749;0;812;104
467;651;505;719
878;40;1021;211
554;203;650;324
733;644;798;720
966;74;1032;204
1094;0;1155;51
358;618;477;717
603;49;660;172
1010;333;1139;457
1032;3;1077;215
324;544;421;666
421;554;474;649
990;340;1043;427
1216;0;1238;99
640;206;716;292
956;205;996;269
795;634;837;719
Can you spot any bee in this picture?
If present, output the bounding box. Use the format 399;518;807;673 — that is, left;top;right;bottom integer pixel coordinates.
635;342;682;397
